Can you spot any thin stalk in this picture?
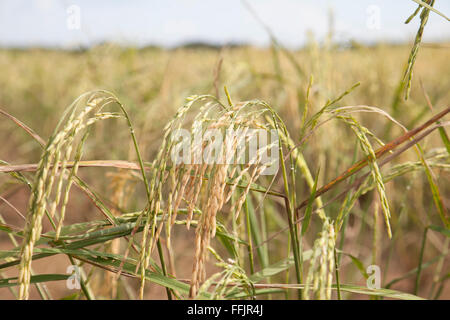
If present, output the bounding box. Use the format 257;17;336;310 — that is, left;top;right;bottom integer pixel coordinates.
414;227;428;295
334;248;341;300
279;145;302;299
157;240;172;300
244;198;255;275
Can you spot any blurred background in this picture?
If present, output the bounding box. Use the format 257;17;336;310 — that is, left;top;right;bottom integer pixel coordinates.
0;0;448;300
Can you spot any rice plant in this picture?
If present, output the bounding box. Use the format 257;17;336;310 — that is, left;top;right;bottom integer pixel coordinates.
0;1;448;300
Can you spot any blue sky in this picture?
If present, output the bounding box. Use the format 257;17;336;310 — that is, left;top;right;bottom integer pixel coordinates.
0;0;449;48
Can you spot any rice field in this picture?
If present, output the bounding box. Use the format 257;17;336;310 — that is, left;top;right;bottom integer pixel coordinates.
0;2;449;300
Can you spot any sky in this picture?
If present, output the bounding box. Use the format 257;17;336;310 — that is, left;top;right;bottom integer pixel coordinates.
0;0;449;49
